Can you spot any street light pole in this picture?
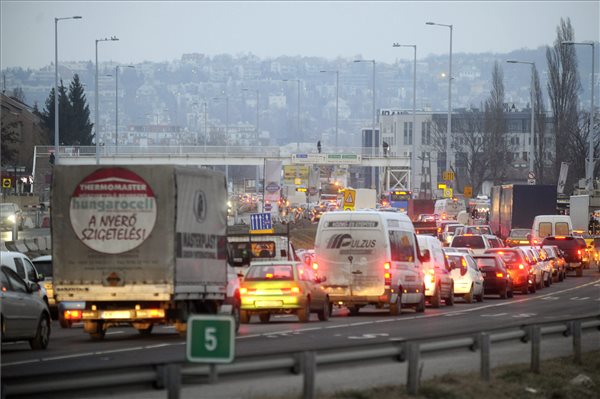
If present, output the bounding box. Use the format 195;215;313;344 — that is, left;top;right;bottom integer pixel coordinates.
243;88;261;196
562;41;596;192
115;65;134;152
203;101;208;152
54;16;82;163
282;79;302;150
354;60;377;191
507;60;536;177
320;70;340;148
95;36;119;165
426;22;453;178
393;43;417;194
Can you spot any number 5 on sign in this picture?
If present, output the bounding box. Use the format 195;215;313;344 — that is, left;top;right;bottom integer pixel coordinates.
187;315;235;363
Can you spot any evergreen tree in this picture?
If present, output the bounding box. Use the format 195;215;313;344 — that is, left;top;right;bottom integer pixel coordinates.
1;118;20;166
40;75;94;145
67;74;94;145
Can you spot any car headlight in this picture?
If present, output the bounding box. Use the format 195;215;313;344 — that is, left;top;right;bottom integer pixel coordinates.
7;214;16;223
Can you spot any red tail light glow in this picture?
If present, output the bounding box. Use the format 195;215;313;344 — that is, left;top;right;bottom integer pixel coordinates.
64;310;82;320
312;262;319;270
518;264;525;270
496;272;503;278
384;262;391;270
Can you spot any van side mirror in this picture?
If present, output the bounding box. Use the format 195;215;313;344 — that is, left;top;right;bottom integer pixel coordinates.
419;249;431;263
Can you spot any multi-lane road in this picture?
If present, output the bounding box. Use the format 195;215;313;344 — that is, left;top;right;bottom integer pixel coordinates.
2;266;599;380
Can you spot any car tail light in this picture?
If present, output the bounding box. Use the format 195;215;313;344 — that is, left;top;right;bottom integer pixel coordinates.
496;272;503;278
577;250;581;255
281;287;301;294
518;264;525;270
384;262;391;270
64;309;82;320
240;287;248;295
555;236;565;240
265;273;273;279
312;262;319;270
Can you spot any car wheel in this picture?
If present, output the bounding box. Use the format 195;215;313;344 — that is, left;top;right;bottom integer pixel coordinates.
317;299;330;321
530;278;537;293
445;285;454;306
29;314;50;350
297;300;311;322
137;325;154;335
348;305;361;316
544;274;551;287
536;275;543;289
389;294;402;316
232;299;241;333
259;312;271;323
240;310;250;324
416;292;426;313
464;285;474;304
431;285;442;308
558;271;564;282
475;288;484;303
499;285;508;299
59;318;73;329
521;284;529;295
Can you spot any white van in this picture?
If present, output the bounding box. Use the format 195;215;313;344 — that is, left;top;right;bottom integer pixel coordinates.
314;211;428;315
531;215;573;245
434;198;466;220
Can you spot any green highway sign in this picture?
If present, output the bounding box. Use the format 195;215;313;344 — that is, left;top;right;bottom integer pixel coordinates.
186;315;235;363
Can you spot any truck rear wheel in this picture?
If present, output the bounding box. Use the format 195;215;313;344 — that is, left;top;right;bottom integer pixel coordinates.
259;313;271;323
89;322;105;341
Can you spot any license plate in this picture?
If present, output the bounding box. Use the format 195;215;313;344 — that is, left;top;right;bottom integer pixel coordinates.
255;300;283;308
101;310;132;319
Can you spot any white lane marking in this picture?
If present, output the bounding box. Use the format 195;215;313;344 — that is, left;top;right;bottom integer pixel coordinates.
105;331;125;335
570;297;590;301
389;337;405;342
481;313;508;317
444;312;466;317
375;319;396;323
513;313;537;318
348;333;389;340
1;359;41;366
144;343;171;349
324;324;351;329
349;322;373;327
41;352;95;361
542;296;560;300
95;347;144;354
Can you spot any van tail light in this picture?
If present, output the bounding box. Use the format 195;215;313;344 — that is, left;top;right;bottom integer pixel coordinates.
496;272;504;278
384;263;392;287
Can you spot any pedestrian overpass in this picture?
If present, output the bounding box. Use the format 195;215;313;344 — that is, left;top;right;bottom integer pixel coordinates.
33;145;413;192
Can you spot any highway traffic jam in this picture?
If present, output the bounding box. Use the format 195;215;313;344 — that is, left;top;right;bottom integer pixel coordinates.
1;165;599;353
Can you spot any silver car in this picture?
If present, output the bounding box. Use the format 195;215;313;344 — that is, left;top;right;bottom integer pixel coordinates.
0;265;51;349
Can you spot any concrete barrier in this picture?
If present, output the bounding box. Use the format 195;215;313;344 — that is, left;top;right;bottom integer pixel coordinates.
3;235;51;255
24;238;39;252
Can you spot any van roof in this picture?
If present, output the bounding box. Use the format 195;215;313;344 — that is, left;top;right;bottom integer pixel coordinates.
319;210;415;231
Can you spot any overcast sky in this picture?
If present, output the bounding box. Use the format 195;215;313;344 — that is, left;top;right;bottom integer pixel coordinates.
1;1;599;69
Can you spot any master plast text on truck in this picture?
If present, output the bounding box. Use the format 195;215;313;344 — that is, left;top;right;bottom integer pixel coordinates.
313;211;429;315
52;165;236;339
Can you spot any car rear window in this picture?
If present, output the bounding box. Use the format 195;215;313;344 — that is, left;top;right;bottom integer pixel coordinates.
451;236;485;248
509;229;530;237
541;237;578;249
32;260;53;277
465;226;492;235
447;225;462;233
245;265;294;281
488;250;521;264
475;257;498;271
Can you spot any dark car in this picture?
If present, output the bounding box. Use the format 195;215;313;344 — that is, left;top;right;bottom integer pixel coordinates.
473;254;514;299
484;248;535;295
541;236;584;277
505;228;531;247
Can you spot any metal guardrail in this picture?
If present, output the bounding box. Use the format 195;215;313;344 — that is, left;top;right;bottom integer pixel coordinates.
2;314;599;398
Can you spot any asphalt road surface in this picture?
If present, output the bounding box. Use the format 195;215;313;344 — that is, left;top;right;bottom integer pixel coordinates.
3;267;599;380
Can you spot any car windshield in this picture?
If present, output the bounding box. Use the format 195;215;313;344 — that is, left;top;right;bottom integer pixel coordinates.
245;264;294;281
447;225;463;233
451;236;485;248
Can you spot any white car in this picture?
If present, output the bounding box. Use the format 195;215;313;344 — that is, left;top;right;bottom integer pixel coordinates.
444;252;485;303
516;246;547;290
1;251;49;308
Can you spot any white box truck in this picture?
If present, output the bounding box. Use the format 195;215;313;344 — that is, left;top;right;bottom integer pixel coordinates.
52;165;236;339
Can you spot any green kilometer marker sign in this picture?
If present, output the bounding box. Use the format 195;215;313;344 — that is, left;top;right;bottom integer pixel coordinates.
186;315;235;363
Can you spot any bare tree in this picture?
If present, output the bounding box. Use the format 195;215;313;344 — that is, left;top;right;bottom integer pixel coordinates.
532;66;549;184
483;61;509;185
546;17;580;187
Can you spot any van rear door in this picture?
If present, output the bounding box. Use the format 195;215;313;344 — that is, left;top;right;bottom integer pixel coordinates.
315;214;386;297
